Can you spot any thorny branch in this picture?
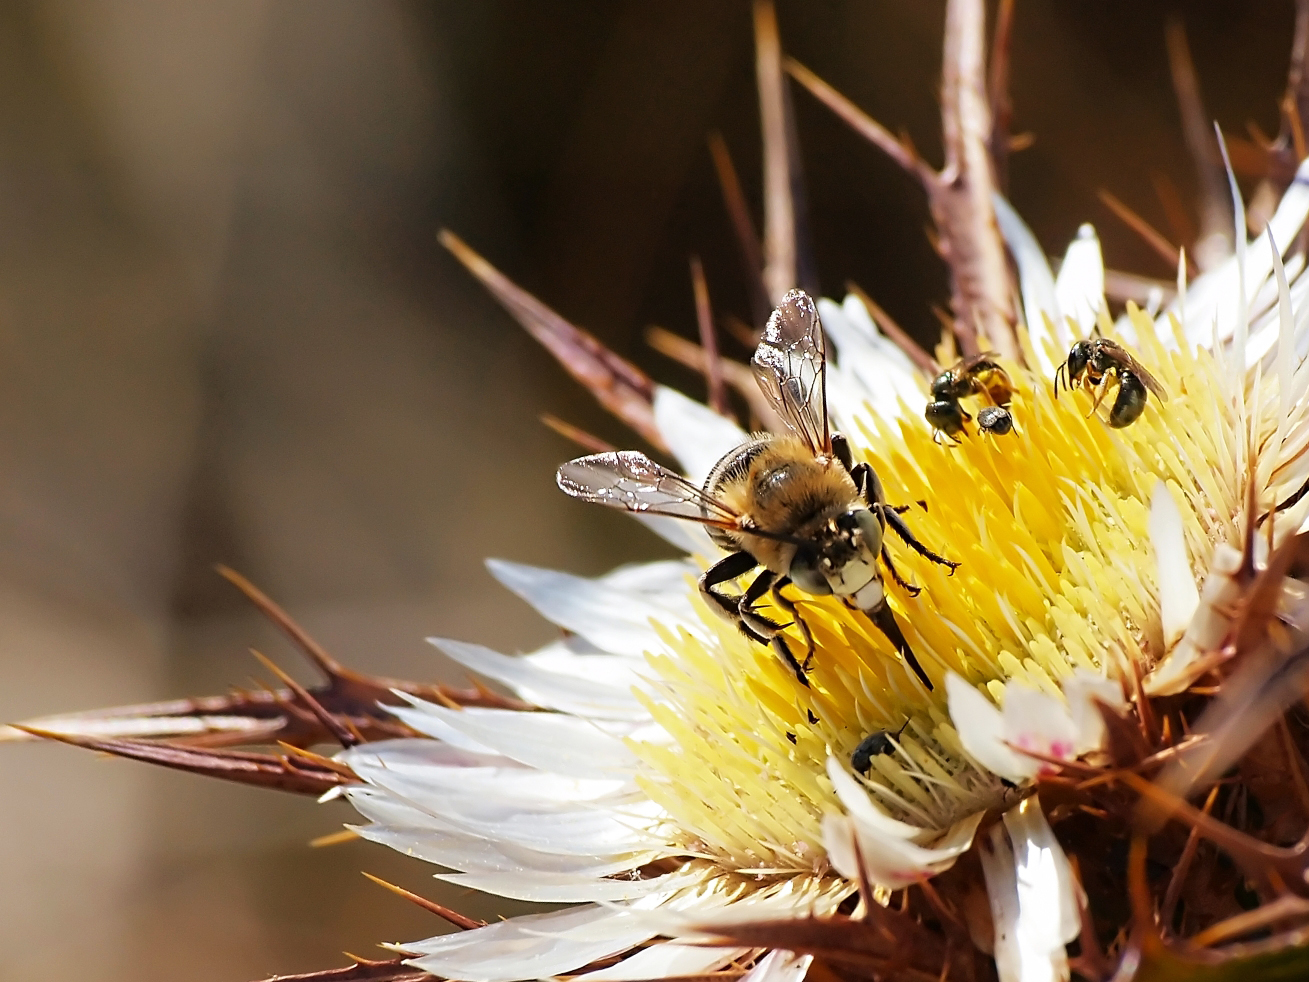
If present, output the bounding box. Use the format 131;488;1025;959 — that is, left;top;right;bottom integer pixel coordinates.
788;0;1019;362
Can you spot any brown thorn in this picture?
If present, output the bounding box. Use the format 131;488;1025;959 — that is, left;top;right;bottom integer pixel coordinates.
689;256;731;417
1104;269;1177;308
708;132;771;327
846;281;941;375
1098;189;1194;274
784;57;934;187
310;829;360;848
540;414;615;454
1067;856;1111;980
986;0;1015;191
1280;0;1309;167
217;566;346;680
439;230;665;449
1190;893;1309;948
754;1;801;304
256;955;429;982
1151;170;1198;248
1279;717;1309;819
1161;784;1219;932
1165;17;1232;270
252;649;360;749
19;726;356;796
938;0;1020;361
719;313;759;350
916;878;963;931
362;872;486;931
645;326;779;428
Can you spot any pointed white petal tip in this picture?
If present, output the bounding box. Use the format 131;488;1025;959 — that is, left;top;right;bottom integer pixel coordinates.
822;754;982;888
652;385;747;486
1149;481;1200;648
981;797;1081;982
992;193;1060;374
1054;223;1105;340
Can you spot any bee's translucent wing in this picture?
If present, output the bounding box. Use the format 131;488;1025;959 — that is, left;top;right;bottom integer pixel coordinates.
752;289;830;454
1104;340;1169;401
556;450;741;528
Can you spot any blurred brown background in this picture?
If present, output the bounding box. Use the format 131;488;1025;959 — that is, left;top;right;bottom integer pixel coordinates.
0;1;1294;979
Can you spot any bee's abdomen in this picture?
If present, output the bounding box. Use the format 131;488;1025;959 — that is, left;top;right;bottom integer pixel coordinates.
703;438;771;551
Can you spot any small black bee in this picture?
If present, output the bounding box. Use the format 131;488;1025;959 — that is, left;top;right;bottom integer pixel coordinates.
926;353;1015;444
851;720;910;773
1054;337;1167;428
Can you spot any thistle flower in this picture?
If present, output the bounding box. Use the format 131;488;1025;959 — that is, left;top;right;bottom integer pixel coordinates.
15;4;1309;982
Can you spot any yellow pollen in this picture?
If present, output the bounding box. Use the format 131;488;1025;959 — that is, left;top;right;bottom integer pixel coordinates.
631;303;1273;876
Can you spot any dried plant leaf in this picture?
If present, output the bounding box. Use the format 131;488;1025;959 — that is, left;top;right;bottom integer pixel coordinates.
21;728;358;796
691;912;958;982
258;956;429;982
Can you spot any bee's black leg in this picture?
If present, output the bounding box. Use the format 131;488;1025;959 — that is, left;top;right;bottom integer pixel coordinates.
882;506;961;572
699;551;761;628
831;432;855;473
738;569;785;639
771;635;810;686
865;602;932;690
879;546;921;597
770;576;815;670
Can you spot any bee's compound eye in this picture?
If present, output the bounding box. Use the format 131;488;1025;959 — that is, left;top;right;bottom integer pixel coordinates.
789;549;831;595
854;507;883;554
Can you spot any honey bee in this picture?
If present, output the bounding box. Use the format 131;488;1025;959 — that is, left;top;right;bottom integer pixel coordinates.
925;353;1015;443
1054;336;1167;428
556;290;959;689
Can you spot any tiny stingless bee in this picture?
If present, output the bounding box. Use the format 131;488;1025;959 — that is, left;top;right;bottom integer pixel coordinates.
1054;335;1167;428
556;289;959;689
924;352;1015;443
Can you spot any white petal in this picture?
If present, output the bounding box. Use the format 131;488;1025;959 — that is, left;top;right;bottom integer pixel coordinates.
982;798;1079;982
738;950;813;982
432;638;647;719
653;385;748;486
349;812;653;875
338;736;519;771
1149;481;1199;648
824;810;983;890
573;941;749;981
1062;671;1125;755
818;296;924;421
945;673;1035;782
993;193;1061;376
487;558;703;657
637;513;716;555
823;764;984;889
1003;798;1081;946
1002;684;1079;774
1054;224;1104;340
826;756;928;841
979;819;1023;982
405;904;658;982
346;754;632;809
434;870;675;903
1167;155;1309;351
385;699;640;779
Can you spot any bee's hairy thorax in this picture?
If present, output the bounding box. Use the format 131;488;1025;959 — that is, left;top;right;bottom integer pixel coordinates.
703;434;860;572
